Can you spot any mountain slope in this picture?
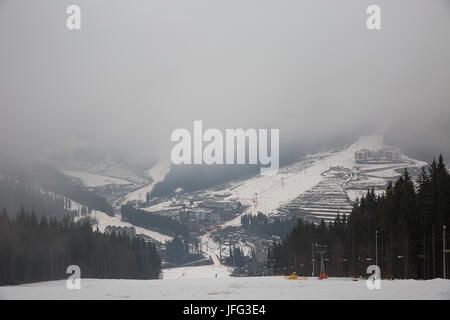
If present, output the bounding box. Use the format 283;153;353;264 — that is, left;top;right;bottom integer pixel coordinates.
206;134;426;226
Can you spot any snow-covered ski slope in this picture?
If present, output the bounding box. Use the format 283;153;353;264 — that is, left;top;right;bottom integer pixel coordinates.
1;277;448;300
87;210;172;243
162;264;230;280
62;195;172;243
61;170;132;187
207;134;426;226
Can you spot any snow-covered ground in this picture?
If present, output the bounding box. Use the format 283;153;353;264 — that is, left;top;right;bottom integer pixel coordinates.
61;170;132;187
53;190;173;244
345;189;385;203
1;276;448;300
87;210;173;243
228;135;384;215
200;232;253;261
162;265;231;280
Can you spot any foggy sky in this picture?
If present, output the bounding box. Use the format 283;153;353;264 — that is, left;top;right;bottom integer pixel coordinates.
1;0;449;165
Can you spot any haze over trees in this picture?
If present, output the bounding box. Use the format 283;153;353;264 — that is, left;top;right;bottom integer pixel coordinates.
241;213;298;238
0;159;113;215
0;175;76;219
0;209;161;285
164;236;203;265
121;205;189;238
149;164;260;198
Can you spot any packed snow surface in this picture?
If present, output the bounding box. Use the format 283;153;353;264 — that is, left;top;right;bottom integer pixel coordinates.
1;276;448;300
62;170;131;187
88;210;173;243
162;265;231;280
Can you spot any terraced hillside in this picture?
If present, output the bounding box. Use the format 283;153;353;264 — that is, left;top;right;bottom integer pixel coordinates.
286;166;353;223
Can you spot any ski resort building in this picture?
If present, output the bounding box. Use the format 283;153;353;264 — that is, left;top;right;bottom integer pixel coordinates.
355;148;402;164
202;200;240;211
184;208;214;221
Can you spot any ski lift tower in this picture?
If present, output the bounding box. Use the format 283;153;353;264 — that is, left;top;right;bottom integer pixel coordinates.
317;244;328;279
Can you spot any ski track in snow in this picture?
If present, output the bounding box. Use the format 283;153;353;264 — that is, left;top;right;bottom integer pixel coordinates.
162;264;230;280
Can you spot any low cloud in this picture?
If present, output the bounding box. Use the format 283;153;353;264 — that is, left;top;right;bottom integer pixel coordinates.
0;0;449;164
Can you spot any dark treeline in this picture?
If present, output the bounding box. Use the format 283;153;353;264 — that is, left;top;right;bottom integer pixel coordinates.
268;155;450;279
0;175;76;219
241;213;298;238
149;164;259;198
225;246;248;268
0;209;161;285
0;160;113;215
29;166;113;215
164;236;202;265
121;205;189;238
49;178;113;216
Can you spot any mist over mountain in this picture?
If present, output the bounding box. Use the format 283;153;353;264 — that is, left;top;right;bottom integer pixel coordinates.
0;0;449;167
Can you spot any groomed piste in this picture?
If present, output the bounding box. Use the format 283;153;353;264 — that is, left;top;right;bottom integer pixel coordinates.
1;264;448;300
